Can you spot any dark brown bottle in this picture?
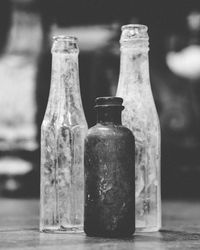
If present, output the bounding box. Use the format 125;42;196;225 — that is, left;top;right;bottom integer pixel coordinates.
84;97;135;238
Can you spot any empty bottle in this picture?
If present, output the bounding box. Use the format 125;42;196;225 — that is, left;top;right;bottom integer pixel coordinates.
116;24;161;232
84;97;135;238
40;36;88;233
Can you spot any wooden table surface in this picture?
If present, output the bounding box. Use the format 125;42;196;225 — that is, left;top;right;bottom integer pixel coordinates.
1;199;200;249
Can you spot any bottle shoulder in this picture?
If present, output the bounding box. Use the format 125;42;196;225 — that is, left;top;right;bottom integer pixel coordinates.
41;119;88;131
86;123;134;140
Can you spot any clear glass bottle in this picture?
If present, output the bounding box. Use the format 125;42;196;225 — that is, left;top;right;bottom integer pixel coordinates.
40;36;88;233
116;24;161;232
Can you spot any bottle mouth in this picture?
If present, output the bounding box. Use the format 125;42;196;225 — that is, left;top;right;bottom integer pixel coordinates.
120;24;149;42
121;24;148;32
94;96;124;109
53;35;78;42
51;35;79;53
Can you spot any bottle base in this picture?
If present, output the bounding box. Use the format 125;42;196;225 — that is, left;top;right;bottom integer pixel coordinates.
136;226;161;233
40;225;84;234
85;231;135;239
84;227;135;238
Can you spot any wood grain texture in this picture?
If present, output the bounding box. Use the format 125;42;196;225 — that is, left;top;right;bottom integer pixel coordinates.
1;199;200;249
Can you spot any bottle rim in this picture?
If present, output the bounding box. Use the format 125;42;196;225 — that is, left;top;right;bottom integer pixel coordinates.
121;24;148;32
120;24;149;44
94;96;124;109
52;35;78;42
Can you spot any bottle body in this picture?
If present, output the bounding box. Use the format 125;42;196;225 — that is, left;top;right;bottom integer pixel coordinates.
84;97;135;238
40;36;88;233
116;25;161;232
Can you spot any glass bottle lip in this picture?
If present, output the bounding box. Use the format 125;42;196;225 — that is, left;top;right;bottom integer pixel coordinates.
94;96;124;109
52;35;78;42
120;24;149;42
51;35;79;53
121;24;148;32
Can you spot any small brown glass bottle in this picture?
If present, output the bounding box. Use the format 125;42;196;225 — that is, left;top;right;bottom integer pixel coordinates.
84;97;135;238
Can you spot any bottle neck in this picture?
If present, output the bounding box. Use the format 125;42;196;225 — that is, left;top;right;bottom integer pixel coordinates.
119;44;150;85
45;50;84;124
96;107;122;125
51;51;80;100
50;36;80;106
117;25;151;98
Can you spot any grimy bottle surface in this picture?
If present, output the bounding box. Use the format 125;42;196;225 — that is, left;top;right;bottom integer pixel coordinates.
40;36;88;233
84;97;135;238
116;25;161;232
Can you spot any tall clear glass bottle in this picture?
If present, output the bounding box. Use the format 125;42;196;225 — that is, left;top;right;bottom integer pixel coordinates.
40;36;88;233
116;25;161;232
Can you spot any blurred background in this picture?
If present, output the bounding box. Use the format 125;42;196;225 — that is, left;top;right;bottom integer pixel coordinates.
0;0;200;198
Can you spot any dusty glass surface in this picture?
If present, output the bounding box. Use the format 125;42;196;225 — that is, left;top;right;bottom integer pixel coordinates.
116;25;161;232
40;36;88;233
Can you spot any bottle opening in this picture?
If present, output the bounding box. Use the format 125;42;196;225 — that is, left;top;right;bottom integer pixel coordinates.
51;35;79;53
121;24;148;32
120;24;148;43
94;96;124;109
95;97;124;124
53;35;78;42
